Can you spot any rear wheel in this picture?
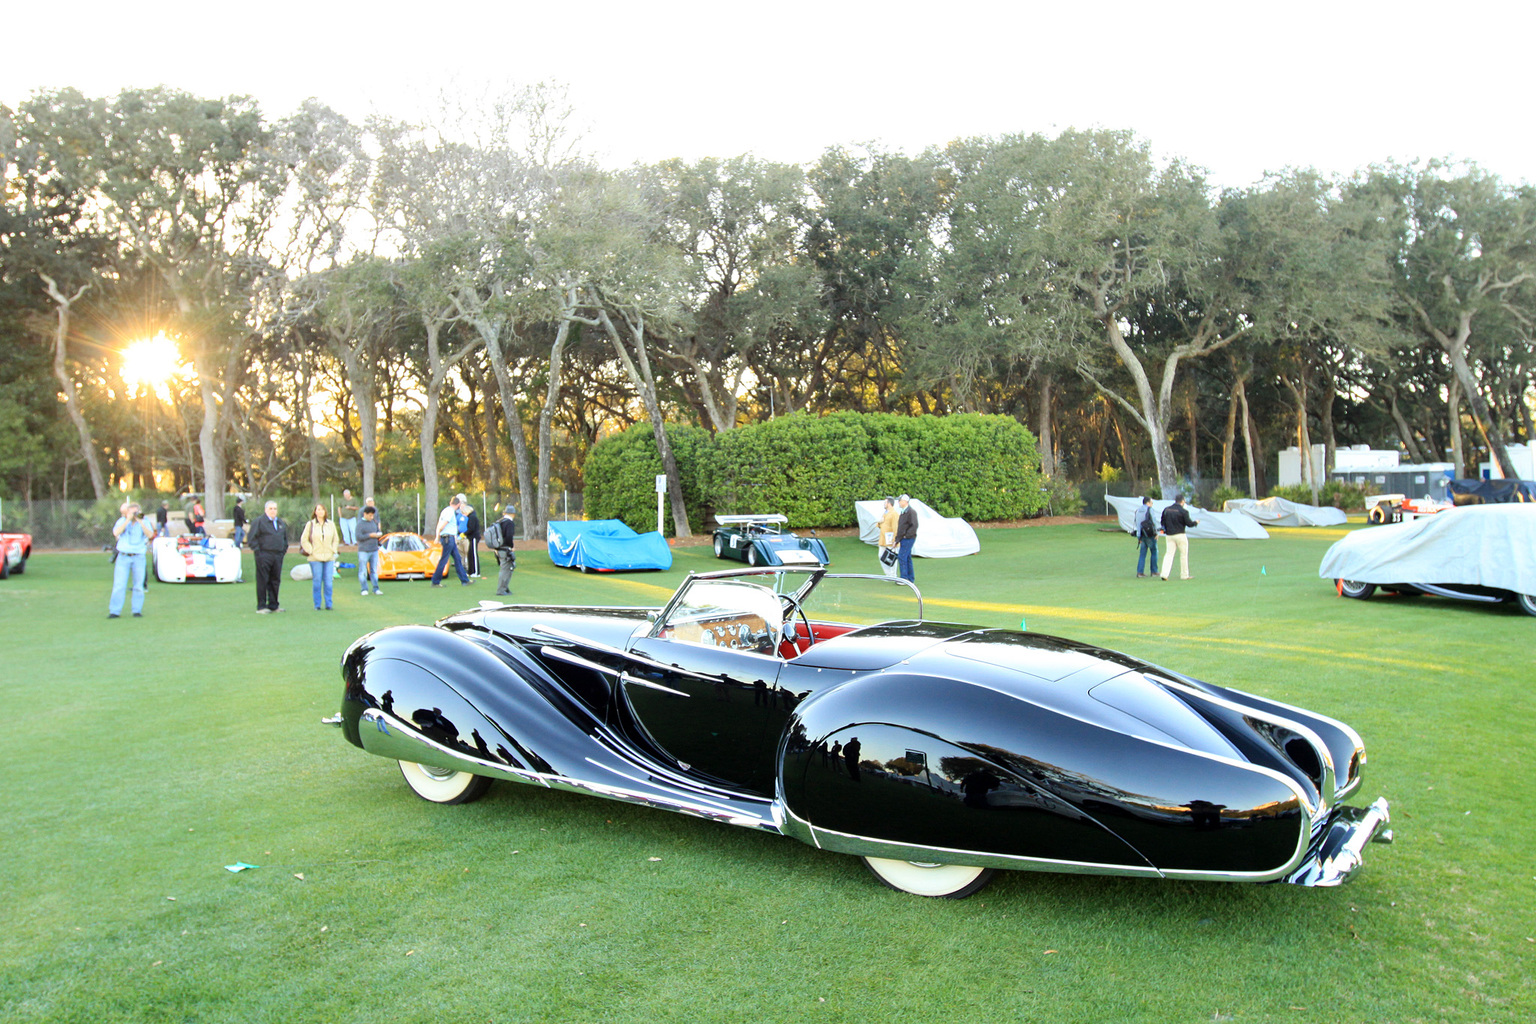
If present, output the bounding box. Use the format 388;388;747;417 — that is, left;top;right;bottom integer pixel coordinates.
1338;579;1376;600
11;554;24;575
862;856;996;898
398;761;492;804
1517;593;1536;617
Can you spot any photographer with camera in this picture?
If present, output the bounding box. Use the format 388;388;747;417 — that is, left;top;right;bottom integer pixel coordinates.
108;502;155;618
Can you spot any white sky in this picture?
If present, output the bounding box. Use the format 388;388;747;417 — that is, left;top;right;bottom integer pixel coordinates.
4;0;1530;189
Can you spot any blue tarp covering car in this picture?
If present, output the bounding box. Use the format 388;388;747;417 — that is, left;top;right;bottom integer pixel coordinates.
546;520;673;572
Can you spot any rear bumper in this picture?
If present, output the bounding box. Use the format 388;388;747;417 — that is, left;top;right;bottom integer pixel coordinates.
1282;797;1393;886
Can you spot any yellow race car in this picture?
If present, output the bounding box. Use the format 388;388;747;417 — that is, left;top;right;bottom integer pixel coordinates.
376;532;445;581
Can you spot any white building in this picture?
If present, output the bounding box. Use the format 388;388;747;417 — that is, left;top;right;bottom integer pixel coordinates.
1478;443;1535;481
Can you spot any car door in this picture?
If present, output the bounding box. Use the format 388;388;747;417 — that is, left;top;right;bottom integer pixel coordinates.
622;577;791;795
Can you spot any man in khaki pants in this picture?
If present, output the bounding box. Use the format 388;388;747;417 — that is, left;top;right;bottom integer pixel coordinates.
1158;494;1199;581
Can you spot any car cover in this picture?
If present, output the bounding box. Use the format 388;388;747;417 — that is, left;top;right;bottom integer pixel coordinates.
1449;479;1536;505
1318;503;1536;593
1222;496;1349;527
546;520;673;571
854;499;980;558
1104;495;1270;539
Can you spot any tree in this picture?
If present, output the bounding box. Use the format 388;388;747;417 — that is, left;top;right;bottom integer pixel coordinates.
641;155;809;431
993;130;1248;493
1360;163;1536;478
15;87;288;520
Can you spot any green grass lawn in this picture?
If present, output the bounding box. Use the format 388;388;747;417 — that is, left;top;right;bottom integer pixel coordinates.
2;524;1532;1023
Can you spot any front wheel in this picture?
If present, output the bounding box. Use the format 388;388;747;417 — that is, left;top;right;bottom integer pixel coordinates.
1517;593;1536;617
746;545;759;567
398;761;492;804
862;856;996;898
1337;579;1376;600
713;535;725;559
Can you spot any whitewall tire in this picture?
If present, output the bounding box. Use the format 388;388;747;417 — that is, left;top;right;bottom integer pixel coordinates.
398;761;492;804
862;856;996;898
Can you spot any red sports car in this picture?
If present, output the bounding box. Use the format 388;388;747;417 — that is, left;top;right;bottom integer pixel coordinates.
0;530;32;579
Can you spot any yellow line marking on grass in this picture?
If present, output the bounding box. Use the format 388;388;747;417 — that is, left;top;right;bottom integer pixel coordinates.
587;575;676;598
925;596;1452;672
926;597;1168;627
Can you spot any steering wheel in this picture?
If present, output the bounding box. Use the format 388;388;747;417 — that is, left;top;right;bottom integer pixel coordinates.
778;594;814;650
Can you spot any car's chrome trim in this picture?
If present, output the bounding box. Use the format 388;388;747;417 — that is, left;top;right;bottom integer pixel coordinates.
533;624;723;684
1414;583;1504;603
781;799;1385;885
1283;798;1393;886
357;708;781;831
1202;681;1368;801
537;644;692;696
1153;676;1336;823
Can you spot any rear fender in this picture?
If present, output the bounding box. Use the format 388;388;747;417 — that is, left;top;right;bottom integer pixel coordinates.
780;673;1314;880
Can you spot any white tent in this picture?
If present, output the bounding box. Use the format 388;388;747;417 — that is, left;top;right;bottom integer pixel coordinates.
855;499;980;558
1223;496;1348;527
1105;495;1270;540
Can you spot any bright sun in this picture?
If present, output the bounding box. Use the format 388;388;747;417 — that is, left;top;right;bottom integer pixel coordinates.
120;333;190;400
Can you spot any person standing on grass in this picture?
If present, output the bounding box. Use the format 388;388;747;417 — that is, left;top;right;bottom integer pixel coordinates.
356;505;383;596
190;498;205;536
487;504;518;596
249;500;289;613
155;500;170;538
300;503;340;610
1134;495;1159;578
1158;494;1199;581
894;494;918;583
464;501;484;578
429;494;471;587
338;489;358;546
877;496;899;578
231;496;247;549
108;501;155;619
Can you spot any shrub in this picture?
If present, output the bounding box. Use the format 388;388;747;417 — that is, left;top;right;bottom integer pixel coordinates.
1208;484;1247;509
1319;480;1373;511
586;412;1048;531
1038;476;1085;517
583;423;714;535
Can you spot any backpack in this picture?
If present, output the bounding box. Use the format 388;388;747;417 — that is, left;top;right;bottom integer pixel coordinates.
484;518;508;550
1137;506;1156;540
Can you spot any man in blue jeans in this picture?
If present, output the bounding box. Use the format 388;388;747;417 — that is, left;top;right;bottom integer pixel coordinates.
1134;495;1159;577
894;494;918;583
108;501;155;618
430;494;472;587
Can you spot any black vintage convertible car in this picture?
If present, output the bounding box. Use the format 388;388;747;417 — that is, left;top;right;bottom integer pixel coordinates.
330;567;1391;897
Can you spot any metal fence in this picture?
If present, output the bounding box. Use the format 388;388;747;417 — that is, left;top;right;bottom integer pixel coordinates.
0;490;586;549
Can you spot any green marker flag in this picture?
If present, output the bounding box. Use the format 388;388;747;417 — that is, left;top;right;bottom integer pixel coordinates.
1261;566;1267;575
1019;617;1027;631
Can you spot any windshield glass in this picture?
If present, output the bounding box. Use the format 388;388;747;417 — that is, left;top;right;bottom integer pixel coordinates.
651;577;785;654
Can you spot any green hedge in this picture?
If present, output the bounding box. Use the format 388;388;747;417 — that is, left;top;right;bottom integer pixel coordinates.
582;422;714;534
584;412;1045;532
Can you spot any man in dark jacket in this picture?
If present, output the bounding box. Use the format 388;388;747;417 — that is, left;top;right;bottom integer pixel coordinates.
231;497;247;549
894;494;918;583
464;504;484;578
248;500;289;612
1134;495;1159;577
1158;494;1199;581
488;505;518;596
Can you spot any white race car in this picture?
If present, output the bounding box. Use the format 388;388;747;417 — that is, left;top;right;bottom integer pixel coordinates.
154;535;243;583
